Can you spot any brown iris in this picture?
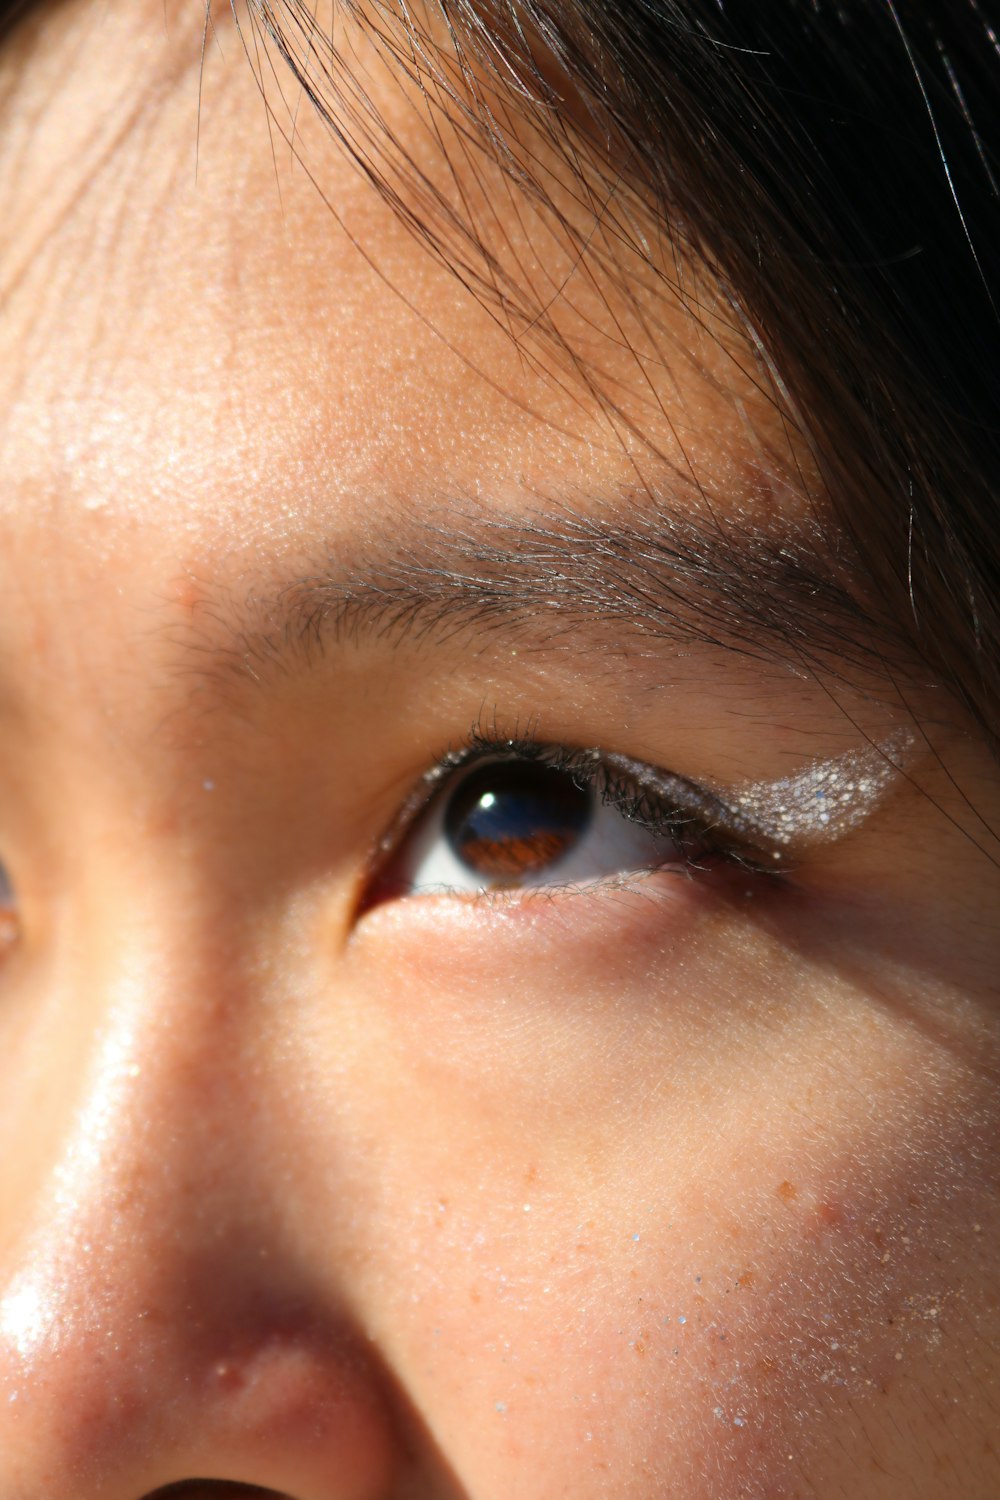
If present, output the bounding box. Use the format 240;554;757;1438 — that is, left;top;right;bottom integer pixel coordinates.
444;760;593;881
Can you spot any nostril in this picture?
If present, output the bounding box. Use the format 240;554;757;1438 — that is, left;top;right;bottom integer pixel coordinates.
145;1485;295;1499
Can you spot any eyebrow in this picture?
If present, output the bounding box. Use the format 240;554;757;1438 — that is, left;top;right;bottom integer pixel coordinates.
205;495;904;689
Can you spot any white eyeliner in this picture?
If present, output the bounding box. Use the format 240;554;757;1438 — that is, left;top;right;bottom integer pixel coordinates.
725;730;915;853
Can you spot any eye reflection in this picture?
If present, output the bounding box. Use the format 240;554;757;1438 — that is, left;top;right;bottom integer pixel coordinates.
444;760;592;881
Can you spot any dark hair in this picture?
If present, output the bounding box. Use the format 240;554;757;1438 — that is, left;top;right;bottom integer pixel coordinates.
4;0;999;744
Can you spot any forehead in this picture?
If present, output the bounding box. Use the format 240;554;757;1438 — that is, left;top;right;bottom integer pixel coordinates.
0;0;804;574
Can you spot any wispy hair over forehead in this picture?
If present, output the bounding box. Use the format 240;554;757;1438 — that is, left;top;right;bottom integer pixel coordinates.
228;0;732;443
0;0;998;746
220;0;1000;745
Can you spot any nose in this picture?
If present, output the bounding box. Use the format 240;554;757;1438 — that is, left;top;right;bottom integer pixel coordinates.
0;898;399;1500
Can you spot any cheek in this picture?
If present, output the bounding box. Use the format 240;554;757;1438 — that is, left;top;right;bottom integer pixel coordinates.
341;893;1000;1498
382;1071;997;1499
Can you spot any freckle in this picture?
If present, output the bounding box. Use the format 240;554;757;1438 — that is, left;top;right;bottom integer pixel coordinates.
737;1271;756;1289
524;1164;538;1186
817;1201;843;1228
776;1181;797;1204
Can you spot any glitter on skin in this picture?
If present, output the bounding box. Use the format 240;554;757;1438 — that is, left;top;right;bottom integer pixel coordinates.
725;731;915;853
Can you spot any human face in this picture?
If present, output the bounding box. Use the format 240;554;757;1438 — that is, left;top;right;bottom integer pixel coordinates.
0;3;999;1497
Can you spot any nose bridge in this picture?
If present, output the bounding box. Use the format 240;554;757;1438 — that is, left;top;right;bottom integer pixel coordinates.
0;876;397;1499
4;880;248;1256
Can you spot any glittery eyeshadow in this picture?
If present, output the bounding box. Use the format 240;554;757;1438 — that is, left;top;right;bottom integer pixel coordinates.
724;731;914;853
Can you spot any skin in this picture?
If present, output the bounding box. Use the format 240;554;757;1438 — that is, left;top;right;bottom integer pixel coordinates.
0;1;999;1496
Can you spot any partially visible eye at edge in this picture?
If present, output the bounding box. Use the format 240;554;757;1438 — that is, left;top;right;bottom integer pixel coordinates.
0;861;18;950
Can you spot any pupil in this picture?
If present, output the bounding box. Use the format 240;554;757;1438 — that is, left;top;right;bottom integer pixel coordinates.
445;761;593;880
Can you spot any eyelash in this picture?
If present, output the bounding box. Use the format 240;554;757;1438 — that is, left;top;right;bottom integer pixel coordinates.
369;719;786;897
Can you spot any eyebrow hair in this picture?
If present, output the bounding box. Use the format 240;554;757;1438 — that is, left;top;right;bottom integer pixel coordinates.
206;496;907;689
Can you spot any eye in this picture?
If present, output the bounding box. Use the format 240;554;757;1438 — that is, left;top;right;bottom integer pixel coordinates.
372;749;717;901
0;861;18;949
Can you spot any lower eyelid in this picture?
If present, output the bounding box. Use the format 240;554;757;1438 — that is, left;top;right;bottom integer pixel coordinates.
350;858;753;977
358;844;774;935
